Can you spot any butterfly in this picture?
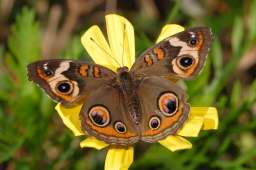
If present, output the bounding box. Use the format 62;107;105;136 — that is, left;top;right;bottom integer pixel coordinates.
27;27;213;146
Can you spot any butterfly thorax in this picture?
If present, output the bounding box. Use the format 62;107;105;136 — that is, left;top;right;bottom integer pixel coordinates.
117;67;141;125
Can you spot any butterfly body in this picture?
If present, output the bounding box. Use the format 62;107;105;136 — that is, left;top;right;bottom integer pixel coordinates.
27;27;213;146
115;67;142;125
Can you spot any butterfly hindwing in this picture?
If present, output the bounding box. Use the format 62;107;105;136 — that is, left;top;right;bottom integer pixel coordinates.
136;76;190;142
80;84;139;145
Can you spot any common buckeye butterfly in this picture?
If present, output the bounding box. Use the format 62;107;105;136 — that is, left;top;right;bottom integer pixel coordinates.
27;27;213;146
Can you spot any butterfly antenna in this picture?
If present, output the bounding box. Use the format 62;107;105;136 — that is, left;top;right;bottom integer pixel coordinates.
89;37;121;67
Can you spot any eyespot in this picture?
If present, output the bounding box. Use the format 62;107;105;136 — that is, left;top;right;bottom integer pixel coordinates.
149;116;161;130
42;65;54;77
189;34;197;46
177;55;195;70
89;106;110;127
158;92;179;116
114;121;127;133
56;81;73;94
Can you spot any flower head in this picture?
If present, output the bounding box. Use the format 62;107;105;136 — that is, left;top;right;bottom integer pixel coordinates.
55;14;218;170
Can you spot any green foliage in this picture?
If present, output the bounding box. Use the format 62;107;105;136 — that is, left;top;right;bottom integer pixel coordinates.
0;7;47;165
8;7;41;82
248;0;256;41
0;1;256;170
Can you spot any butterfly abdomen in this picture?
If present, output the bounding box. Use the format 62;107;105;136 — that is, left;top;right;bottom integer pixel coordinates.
117;67;141;124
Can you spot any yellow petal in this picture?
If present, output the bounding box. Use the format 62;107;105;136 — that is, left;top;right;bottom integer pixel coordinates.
81;25;118;71
105;146;134;170
190;107;219;130
106;14;135;69
80;136;109;150
177;115;204;137
55;103;85;136
156;24;185;43
159;135;192;152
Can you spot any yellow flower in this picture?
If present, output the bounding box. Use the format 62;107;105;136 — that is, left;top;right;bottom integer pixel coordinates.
55;14;219;170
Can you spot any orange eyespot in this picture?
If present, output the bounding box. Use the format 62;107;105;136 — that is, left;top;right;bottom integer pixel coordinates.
158;92;179;117
149;116;161;130
56;81;73;94
114;121;127;133
176;55;195;70
88;106;110;127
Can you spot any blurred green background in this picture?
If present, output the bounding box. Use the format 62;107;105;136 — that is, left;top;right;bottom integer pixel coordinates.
0;0;256;169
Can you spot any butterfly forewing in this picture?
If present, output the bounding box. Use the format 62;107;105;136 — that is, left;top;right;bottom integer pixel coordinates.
131;27;213;79
27;59;115;106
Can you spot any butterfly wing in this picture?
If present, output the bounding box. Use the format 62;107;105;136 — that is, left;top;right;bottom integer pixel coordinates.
80;85;139;145
136;76;190;142
131;27;213;79
27;59;115;106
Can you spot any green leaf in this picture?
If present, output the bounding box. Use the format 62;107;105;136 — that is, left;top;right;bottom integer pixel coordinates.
0;7;43;164
0;109;24;162
211;38;223;77
248;0;256;41
8;7;41;80
217;95;228;110
187;59;210;101
197;19;245;105
135;33;152;56
246;80;256;104
230;81;241;107
232;16;243;54
166;0;181;24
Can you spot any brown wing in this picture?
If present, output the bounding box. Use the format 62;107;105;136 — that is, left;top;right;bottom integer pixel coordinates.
27;59;115;106
131;27;213;79
136;76;190;143
80;85;139;146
